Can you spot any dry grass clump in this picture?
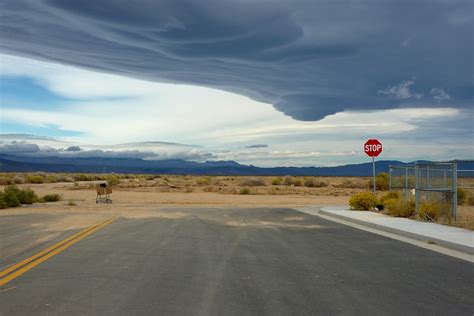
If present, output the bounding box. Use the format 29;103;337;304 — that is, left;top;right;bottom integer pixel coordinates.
240;177;266;186
333;180;366;189
239;188;250;195
0;176;13;185
196;177;212;186
284;176;302;186
304;178;328;188
41;193;62;202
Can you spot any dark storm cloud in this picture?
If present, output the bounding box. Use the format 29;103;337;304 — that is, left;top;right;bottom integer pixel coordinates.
0;0;472;120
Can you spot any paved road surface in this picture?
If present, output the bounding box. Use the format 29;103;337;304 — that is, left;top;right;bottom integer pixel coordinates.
1;207;473;315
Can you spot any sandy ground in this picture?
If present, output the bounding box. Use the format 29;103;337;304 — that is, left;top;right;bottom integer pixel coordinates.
1;179;472;230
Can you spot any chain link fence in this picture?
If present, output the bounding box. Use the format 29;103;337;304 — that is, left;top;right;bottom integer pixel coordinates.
389;162;458;218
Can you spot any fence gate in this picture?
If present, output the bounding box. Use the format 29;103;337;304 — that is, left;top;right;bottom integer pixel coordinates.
390;162;457;219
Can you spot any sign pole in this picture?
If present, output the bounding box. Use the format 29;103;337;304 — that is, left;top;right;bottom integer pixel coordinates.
372;156;376;193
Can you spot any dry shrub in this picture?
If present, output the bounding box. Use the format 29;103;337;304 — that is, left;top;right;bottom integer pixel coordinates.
27;175;44;184
12;175;26;184
304;178;328;188
418;200;442;221
349;192;378;210
368;172;390;191
196;177;212;186
334;180;366;189
271;177;283;185
240;177;265;186
203;186;216;192
239;188;250;195
184;186;193;193
41;194;62;202
284;176;303;186
380;191;401;203
45;175;58;183
107;175;120;186
384;198;415;217
0;176;13;185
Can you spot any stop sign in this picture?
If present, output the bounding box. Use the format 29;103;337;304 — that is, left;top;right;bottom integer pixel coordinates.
364;139;383;157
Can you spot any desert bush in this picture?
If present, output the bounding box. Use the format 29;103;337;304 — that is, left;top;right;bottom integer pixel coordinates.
468;196;474;206
271;177;283;185
239;188;250;195
3;186;21;207
417;200;442;221
333;180;366;189
293;179;303;186
27;175;44;184
107;175;120;187
369;172;389;191
384;198;415;217
0;176;13;185
12;175;26;184
349;192;378;210
18;187;38;204
284;176;303;186
74;173;90;181
0;192;7;209
42;194;62;202
196;177;212;186
457;188;468;205
203;186;216;192
380;191;401;204
304;178;328;188
45;175;58;183
184;186;193;193
284;176;295;186
145;175;155;180
67;200;77;206
240;177;265;186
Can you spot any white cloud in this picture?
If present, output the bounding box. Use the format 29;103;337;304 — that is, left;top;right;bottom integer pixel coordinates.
378;80;424;100
430;88;451;102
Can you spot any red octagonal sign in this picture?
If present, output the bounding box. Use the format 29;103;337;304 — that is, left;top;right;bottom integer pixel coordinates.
364;139;383;157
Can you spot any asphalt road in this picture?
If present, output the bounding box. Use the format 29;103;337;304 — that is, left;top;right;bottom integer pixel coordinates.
0;207;473;315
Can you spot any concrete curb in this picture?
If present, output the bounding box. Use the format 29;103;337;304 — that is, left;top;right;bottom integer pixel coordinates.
319;209;474;256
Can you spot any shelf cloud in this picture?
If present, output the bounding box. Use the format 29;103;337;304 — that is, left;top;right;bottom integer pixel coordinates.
1;0;472;121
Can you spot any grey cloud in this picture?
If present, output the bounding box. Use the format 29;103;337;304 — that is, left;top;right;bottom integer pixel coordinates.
0;141;40;154
66;145;82;152
0;140;216;161
244;144;269;149
0;0;472;120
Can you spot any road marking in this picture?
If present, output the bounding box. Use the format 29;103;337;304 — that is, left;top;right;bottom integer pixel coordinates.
0;216;117;287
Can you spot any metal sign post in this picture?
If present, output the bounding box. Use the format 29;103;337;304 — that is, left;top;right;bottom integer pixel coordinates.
364;139;383;194
372;157;376;193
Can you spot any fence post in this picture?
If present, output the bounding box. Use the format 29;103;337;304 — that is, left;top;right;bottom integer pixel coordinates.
415;162;419;217
452;162;457;219
389;167;392;191
405;167;408;202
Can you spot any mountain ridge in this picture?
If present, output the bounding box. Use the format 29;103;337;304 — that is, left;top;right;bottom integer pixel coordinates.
2;154;471;176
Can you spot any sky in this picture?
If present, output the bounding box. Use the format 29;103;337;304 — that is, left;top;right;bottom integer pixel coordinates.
0;0;473;167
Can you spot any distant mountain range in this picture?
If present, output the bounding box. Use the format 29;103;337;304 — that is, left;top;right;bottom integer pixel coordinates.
0;154;472;177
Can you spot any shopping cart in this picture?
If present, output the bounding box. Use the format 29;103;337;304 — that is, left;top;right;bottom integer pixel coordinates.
96;182;112;204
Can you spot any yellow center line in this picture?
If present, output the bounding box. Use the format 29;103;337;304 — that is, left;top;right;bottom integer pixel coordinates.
0;215;117;287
